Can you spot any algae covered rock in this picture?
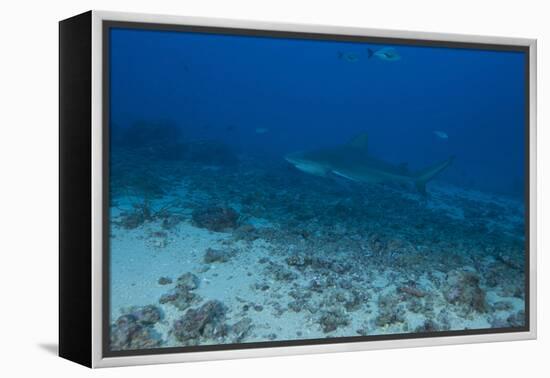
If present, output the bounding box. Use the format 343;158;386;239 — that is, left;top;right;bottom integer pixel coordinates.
376;293;406;327
192;206;239;232
110;305;163;351
158;276;173;285
230;317;254;343
443;269;488;314
171;299;256;345
171;300;228;344
264;261;298;282
176;272;200;291
318;308;350;333
129;304;162;325
159;272;201;311
204;248;235;263
506;310;525;327
116;202;154;230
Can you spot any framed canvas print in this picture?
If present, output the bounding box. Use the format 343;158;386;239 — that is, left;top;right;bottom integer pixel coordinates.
59;10;537;368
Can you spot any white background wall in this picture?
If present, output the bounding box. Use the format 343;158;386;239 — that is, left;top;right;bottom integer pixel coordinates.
0;0;546;376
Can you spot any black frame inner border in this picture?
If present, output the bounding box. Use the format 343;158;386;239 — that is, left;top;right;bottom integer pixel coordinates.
102;19;531;358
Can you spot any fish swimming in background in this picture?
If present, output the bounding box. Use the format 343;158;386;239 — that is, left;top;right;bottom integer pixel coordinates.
338;51;360;63
368;47;401;61
285;133;454;194
255;127;269;134
433;130;449;139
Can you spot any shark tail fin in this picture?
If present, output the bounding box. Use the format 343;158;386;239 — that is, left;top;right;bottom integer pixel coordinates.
368;48;375;58
414;156;455;194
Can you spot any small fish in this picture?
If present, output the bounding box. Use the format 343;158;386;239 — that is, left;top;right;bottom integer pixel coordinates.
433;130;449;139
338;51;360;63
368;47;401;61
255;127;269;134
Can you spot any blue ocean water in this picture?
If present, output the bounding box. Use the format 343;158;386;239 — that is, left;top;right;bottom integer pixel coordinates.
110;27;525;196
107;27;527;352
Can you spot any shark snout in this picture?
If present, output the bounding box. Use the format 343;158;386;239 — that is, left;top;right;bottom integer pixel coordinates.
284;152;310;167
284;152;302;163
284;153;329;177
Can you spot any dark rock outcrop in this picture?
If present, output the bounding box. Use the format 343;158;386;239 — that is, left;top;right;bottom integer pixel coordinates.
159;272;201;311
192;206;239;232
171;300;228;345
158;276;173;285
318;308;350;333
110;305;163;351
204;248;235;263
443;269;488;314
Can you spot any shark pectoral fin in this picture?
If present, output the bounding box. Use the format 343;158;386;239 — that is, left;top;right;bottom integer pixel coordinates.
414;155;455;194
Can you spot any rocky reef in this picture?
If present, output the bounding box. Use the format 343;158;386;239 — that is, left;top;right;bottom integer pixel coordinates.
192;206;239;232
158;276;173;285
110;305;163;351
319;308;350;333
443;269;488;314
376;293;406;328
171;300;228;345
109;147;526;349
159;272;202;311
171;300;254;345
204;248;235;263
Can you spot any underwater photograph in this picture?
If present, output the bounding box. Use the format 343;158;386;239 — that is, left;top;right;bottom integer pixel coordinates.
106;26;528;353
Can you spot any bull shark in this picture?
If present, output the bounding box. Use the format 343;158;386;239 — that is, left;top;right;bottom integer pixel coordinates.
285;133;454;194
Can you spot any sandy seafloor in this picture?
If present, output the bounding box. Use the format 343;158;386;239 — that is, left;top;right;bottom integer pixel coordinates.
108;166;526;350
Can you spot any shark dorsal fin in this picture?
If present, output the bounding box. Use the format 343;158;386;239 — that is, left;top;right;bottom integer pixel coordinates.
347;133;369;150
